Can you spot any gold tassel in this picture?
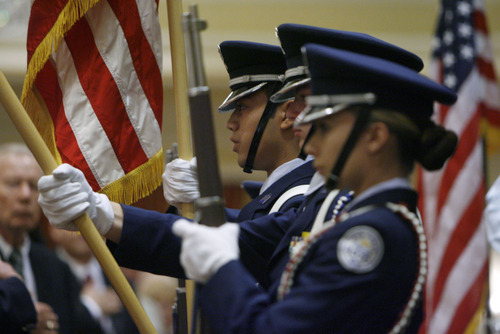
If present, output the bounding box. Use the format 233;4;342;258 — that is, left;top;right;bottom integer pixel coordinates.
481;118;500;156
100;149;164;205
21;0;163;204
21;0;101;161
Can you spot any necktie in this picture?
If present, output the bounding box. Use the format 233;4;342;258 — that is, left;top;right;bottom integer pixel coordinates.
9;248;23;278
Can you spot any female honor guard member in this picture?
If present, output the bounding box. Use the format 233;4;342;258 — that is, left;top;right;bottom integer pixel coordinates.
269;23;426;197
171;44;458;333
270;23;425;149
37;42;457;332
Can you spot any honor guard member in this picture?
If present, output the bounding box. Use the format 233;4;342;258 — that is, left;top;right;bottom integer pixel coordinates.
169;44;458;333
37;35;434;305
262;24;428;257
163;41;316;221
270;23;426;200
271;23;425;151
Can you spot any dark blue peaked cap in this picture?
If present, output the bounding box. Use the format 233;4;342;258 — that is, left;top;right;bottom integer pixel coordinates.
218;41;286;112
271;23;424;102
298;43;457;126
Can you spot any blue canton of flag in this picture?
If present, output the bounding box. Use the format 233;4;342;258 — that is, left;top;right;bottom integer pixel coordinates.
433;0;475;92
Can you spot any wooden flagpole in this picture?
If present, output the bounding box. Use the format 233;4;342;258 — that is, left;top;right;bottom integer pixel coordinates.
165;0;195;332
0;71;157;334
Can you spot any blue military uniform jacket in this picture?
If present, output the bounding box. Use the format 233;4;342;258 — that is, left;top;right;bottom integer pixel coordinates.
108;184;423;333
225;160;315;222
199;186;423;333
241;180;263;199
238;186;332;287
107;178;329;280
107;182;328;281
0;277;36;333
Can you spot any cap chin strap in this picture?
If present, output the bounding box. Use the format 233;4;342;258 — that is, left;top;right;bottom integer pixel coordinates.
326;109;371;190
298;125;315;160
243;83;281;173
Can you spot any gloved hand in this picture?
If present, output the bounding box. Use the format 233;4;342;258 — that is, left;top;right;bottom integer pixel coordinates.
38;164;114;235
172;219;239;283
162;158;200;207
485;176;500;254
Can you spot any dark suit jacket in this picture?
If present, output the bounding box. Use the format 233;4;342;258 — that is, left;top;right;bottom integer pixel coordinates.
101;269;140;334
24;241;102;334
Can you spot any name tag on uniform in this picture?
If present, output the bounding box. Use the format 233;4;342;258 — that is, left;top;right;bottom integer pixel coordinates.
259;194;272;204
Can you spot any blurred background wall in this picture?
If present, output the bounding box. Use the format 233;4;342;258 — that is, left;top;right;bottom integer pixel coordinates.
1;0;499;202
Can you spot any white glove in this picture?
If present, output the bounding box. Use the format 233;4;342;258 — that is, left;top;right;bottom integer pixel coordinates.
38;164;114;235
485;176;500;254
172;219;239;283
162;158;200;207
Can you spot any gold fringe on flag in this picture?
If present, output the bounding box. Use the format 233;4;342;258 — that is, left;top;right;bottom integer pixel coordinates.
464;280;489;334
21;0;101;161
99;149;164;205
482;118;500;155
20;0;164;205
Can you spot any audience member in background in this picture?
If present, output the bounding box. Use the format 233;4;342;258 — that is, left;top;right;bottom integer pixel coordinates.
49;227;139;334
0;142;101;333
136;273;177;334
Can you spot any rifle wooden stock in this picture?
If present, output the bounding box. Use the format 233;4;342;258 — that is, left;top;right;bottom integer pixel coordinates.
0;70;156;334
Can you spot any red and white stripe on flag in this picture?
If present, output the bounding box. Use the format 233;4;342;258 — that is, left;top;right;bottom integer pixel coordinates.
418;0;500;333
21;0;163;204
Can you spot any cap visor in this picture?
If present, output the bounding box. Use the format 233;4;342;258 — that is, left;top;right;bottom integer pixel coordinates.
270;77;311;103
218;82;268;112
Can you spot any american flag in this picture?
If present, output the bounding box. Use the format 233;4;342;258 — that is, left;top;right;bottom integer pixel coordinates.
21;0;164;204
418;0;500;333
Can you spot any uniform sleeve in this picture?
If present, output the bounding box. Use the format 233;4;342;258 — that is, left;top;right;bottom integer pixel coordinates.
107;204;186;277
0;277;37;332
238;209;298;283
224;207;241;222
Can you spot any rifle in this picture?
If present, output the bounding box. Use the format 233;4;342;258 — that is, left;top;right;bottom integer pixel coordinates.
184;5;226;334
169;5;225;334
183;5;225;224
